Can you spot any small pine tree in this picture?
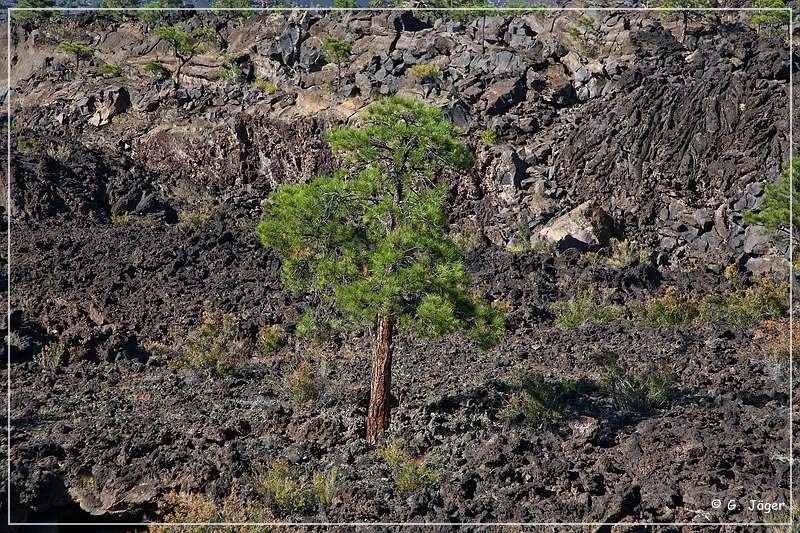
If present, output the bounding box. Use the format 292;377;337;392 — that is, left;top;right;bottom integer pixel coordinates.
257;97;504;443
659;0;714;42
58;41;94;72
211;0;254;19
13;0;57;21
750;0;790;33
744;157;800;242
321;36;352;92
156;25;217;85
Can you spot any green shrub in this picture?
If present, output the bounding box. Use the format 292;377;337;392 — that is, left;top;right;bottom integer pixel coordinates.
480;128;498;145
600;361;674;414
502;371;575;426
550;285;618;329
143;60;170;78
587;238;652;269
173;308;246;377
744;157;799;238
253;78;277;94
636;287;700;328
178;201;217;228
286;361;321;407
377;438;437;493
96;63;123;77
469;300;505;350
408;63;442;80
36;340;65;369
110;213;130;225
311;467;338;507
258;326;287;356
217;55;243;82
253;460;308;515
700;274;788;329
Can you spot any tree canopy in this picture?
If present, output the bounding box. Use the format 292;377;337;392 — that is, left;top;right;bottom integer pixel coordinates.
257;96;503;347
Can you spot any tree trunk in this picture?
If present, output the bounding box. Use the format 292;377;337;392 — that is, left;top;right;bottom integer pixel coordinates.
366;313;393;444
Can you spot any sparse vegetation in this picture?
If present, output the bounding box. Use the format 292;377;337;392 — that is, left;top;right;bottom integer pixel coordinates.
253;77;277;94
699;273;788;329
408;63;443;81
586;238;652;269
311;467;338;506
550;285;618;329
252;460;309;515
258;325;287;357
111;213;131;225
285;361;322;407
153;488;274;532
46;144;71;161
171;308;246;377
178;201;217;228
480;128;498;145
377;438;438;493
751;318;791;366
96;63;123;77
502;371;576;426
636;287;700;328
600;359;675;414
217;55;244;82
36;340;65;369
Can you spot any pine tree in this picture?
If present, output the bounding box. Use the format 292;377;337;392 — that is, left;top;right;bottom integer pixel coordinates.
58;42;94;72
257;97;504;443
321;37;352;92
156;25;217;85
744;157;800;240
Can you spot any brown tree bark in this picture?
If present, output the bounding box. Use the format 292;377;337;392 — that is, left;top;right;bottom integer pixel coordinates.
366;313;393;444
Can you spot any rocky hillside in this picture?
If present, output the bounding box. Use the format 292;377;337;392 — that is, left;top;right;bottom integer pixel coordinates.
4;5;797;528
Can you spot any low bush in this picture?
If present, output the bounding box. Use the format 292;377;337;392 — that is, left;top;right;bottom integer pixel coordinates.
600;361;674;414
636;287;700;328
171;308;246;377
502;371;576;426
285;361;322;407
550;285;618;329
96;63;122;77
377;438;438;493
36;340;64;369
143;60;170;79
153;488;274;533
699;274;788;329
751;318;790;365
587;238;652;269
178;201;217;228
408;63;442;80
252;460;308;515
312;467;339;507
253;78;277;94
258;325;287;357
480;128;498;145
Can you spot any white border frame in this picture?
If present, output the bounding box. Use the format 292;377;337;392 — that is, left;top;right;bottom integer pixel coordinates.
4;4;794;528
